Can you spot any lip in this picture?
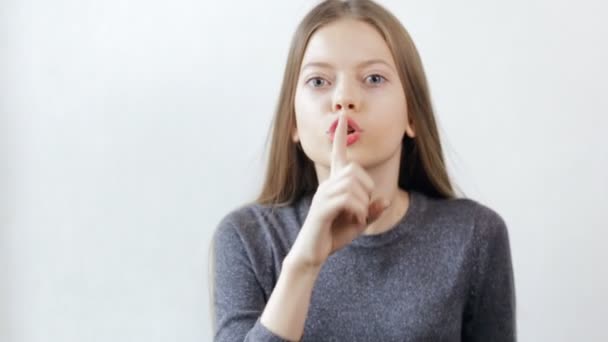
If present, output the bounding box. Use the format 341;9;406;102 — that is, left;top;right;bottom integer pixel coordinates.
327;116;363;135
330;131;361;146
326;116;363;146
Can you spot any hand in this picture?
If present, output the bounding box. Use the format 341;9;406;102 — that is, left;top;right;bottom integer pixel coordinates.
288;113;389;268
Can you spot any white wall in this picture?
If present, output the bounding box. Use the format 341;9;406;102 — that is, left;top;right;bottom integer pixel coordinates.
2;0;606;341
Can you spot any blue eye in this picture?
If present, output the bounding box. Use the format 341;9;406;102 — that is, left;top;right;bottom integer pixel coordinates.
307;77;328;88
366;74;386;85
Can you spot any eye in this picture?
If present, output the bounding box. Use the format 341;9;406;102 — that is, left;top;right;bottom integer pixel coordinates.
365;74;386;86
306;77;329;88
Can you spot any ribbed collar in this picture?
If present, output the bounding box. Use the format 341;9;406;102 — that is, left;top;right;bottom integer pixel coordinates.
297;189;427;248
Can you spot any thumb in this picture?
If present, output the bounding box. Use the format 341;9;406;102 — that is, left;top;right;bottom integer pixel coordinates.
366;198;390;225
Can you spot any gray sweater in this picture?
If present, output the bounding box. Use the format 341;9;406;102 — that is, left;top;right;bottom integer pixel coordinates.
212;190;516;341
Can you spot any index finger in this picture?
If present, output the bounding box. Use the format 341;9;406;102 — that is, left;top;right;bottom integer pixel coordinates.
330;113;348;177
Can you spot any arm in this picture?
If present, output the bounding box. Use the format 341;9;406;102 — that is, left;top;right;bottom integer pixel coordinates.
462;209;517;342
260;253;321;341
212;219;320;342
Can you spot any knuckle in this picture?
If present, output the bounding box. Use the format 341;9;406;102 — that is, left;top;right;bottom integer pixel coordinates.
318;180;329;193
338;194;350;206
345;163;356;174
336;178;349;192
349;185;359;196
345;176;357;188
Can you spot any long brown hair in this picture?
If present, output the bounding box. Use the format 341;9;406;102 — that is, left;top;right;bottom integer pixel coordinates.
255;0;458;207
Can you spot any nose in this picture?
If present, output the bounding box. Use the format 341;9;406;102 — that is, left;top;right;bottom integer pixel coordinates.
332;80;360;112
335;102;355;111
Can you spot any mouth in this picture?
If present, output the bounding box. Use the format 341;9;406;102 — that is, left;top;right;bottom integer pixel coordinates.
329;129;361;146
326;117;363;146
327;117;363;135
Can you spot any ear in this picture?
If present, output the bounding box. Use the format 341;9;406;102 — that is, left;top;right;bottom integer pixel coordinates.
292;128;300;143
405;115;416;138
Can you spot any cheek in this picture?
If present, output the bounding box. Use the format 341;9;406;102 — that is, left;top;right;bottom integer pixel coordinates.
367;97;407;141
369;120;404;146
296;88;327;111
294;90;329;131
372;96;407;125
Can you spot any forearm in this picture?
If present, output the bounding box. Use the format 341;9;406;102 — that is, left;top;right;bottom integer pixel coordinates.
259;254;322;342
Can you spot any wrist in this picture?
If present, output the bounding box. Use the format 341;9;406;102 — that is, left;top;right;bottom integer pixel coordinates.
283;252;324;275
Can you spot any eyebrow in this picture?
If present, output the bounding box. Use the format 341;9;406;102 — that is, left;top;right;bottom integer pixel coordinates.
301;59;395;72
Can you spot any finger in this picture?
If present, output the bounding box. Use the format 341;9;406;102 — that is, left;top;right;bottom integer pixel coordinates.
327;176;370;206
349;179;371;211
330;113;348;177
347;163;375;195
331;192;367;225
340;194;368;226
366;198;390;224
346;181;370;226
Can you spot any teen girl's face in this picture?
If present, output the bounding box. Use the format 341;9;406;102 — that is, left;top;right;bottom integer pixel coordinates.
292;18;415;171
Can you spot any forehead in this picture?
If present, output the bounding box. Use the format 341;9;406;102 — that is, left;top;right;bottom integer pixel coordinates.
300;19;395;70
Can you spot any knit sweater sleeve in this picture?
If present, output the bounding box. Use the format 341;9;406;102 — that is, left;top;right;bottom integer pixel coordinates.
462;206;517;341
211;215;289;342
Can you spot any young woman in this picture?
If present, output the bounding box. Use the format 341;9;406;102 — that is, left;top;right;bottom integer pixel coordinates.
211;0;516;341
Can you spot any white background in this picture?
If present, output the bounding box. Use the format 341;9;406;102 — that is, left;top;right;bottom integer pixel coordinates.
2;0;607;341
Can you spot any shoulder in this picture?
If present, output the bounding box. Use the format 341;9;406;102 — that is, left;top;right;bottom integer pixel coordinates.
212;198;305;255
421;192;510;242
212;199;306;294
427;193;505;223
212;201;270;248
419;193;513;279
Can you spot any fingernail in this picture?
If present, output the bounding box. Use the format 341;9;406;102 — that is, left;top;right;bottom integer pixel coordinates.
383;199;390;209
